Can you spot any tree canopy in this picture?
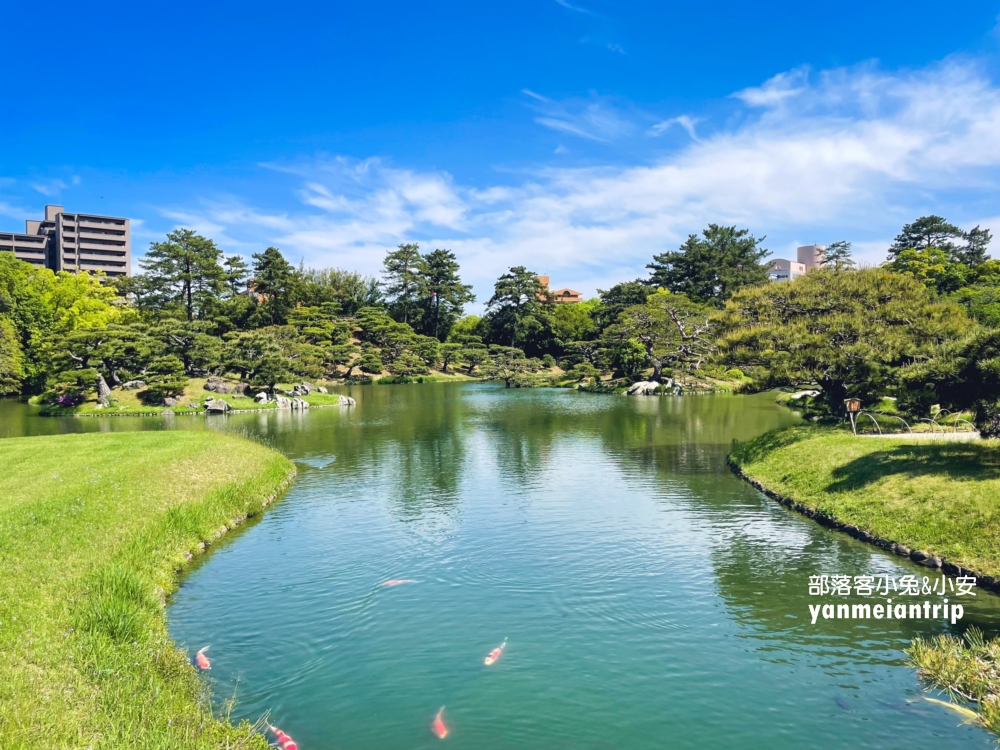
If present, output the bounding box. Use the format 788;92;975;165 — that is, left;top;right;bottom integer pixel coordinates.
716;268;972;413
646;224;770;305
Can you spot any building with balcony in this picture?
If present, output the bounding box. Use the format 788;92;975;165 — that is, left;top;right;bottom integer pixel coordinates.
0;204;130;277
767;245;826;282
537;275;584;303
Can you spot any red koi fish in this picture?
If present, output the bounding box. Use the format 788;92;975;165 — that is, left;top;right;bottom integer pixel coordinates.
484;638;507;666
195;646;211;670
381;579;416;586
431;706;449;739
270;725;299;750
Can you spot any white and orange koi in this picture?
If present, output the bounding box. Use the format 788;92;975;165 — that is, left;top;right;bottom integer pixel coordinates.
381;579;416;586
195;646;211;670
484;638;507;666
269;725;300;749
431;706;448;739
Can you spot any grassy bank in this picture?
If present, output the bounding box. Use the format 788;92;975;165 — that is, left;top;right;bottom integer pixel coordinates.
729;425;1000;578
732;425;1000;733
0;430;295;749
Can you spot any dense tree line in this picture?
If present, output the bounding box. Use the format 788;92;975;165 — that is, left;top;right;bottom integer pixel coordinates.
1;214;997;432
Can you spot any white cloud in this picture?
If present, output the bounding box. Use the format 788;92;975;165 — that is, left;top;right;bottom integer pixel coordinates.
649;115;701;140
150;58;1000;302
524;90;638;142
553;0;599;17
31;178;69;197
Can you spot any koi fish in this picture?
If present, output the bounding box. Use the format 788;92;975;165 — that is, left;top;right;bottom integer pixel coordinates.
923;696;982;724
484;638;507;666
195;646;211;670
431;706;448;739
381;579;416;586
269;725;300;750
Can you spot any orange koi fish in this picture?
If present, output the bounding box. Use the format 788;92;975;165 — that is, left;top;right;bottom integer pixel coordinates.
195;646;211;670
431;706;449;739
484;638;507;666
269;725;300;750
381;579;416;586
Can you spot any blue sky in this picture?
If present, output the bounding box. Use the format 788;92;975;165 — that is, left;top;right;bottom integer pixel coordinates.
2;0;1000;306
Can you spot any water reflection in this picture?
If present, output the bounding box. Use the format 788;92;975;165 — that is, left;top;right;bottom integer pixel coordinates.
5;386;1000;749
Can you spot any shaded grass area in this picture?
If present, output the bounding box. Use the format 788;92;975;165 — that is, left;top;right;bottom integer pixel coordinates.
0;430;295;748
730;426;1000;578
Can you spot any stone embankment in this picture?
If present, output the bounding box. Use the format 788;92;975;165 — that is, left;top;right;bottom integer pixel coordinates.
727;455;1000;595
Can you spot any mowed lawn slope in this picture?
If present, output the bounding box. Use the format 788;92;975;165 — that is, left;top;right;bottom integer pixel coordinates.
730;426;1000;577
0;430;295;749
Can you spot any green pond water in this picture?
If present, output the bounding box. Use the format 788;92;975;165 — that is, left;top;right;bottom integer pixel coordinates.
4;385;1000;748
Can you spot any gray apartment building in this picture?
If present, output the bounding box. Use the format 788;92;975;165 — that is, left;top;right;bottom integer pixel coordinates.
0;204;130;277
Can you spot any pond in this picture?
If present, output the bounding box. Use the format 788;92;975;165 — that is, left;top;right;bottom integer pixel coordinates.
4;385;1000;748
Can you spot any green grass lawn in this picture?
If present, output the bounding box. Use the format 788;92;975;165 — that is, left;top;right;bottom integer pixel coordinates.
0;430;295;749
730;426;1000;577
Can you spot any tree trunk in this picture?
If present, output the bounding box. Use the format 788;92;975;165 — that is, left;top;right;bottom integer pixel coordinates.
96;374;112;407
650;359;663;383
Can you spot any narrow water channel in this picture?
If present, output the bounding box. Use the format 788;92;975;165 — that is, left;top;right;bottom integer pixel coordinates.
5;385;1000;748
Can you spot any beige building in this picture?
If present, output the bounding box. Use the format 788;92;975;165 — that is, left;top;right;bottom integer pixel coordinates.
768;245;826;282
537;275;584;303
0;204;130;277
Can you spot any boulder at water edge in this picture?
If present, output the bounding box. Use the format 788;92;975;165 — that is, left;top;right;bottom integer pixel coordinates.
255;391;269;404
338;395;356;406
291;397;309;410
205;399;231;413
275;395;292;409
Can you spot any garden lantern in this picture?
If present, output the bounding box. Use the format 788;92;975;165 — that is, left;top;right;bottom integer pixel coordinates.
845;398;862;434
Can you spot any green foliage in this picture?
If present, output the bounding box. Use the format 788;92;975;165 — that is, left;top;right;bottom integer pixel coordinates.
440;342;463;372
250;246;295;325
142;355;187;404
821;240;855;271
381;243;424;326
222;255;250;297
485;266;553;352
223;329;291;387
716;268;972;414
886;247;968;294
139;229;225;321
646;224;770;305
593;280;652;328
449;314;486;341
888;215;992;268
483;345;538;388
550;298;598;344
416;248;475;340
0;317;24;394
604;290;715;381
358;347;385;374
900;328;1000;436
565;361;600;382
612;338;646;379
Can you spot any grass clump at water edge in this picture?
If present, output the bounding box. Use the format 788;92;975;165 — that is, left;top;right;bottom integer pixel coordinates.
0;430;295;749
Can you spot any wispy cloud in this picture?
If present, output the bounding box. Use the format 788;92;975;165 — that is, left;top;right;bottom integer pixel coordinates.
649;115;701;140
30;178;70;197
152;58;1000;300
523;90;638;142
553;0;600;18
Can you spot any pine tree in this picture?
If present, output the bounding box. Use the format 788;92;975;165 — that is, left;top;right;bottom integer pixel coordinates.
382;243;424;325
251;247;294;325
417;249;475;340
821;240;855;271
139;229;225;321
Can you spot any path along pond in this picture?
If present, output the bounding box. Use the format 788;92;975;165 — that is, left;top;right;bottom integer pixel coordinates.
4;384;1000;749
